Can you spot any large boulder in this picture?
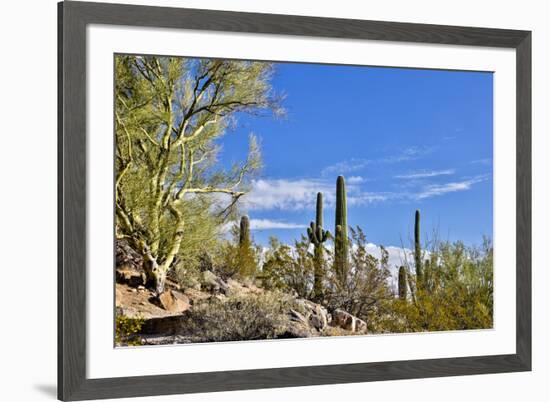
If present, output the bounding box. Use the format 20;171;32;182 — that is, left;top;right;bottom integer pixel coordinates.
283;309;318;338
295;299;329;331
157;290;190;313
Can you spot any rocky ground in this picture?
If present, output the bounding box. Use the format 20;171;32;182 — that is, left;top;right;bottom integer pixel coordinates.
116;264;368;346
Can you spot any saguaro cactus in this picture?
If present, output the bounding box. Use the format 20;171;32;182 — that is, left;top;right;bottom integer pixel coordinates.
333;176;349;285
239;215;250;246
236;215;257;277
414;209;423;287
398;266;408;300
307;192;330;300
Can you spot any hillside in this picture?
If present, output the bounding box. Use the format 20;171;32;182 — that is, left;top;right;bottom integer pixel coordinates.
115;262;367;346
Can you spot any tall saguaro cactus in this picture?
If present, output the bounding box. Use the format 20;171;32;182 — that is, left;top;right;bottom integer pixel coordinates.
307;192;330;300
333;176;349;285
398;266;408;300
414;209;423;287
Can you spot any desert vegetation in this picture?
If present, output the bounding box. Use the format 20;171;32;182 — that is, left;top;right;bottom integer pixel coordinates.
114;54;493;346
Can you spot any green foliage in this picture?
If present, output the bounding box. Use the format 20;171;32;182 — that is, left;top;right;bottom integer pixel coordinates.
218;219;259;279
307;192;330;301
387;238;493;332
333;176;349;285
183;292;292;342
260;236;315;299
115;314;145;346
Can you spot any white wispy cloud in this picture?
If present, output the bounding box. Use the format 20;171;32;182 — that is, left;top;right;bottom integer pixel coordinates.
470;158;492;166
381;146;434;163
249;219;306;230
321;158;371;176
348;176;366;184
394;169;455;179
412;175;489;200
242;178;391;211
243;178;333;211
348;191;392;205
321;146;434;176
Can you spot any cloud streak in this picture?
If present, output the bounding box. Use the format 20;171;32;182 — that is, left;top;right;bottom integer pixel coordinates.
321;146;434;176
412;175;489;200
394;169;455;179
249;219;306;230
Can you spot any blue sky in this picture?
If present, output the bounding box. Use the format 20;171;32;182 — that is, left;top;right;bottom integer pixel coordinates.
217;62;493;248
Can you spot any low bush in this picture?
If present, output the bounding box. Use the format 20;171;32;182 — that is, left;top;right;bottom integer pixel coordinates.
183;292;292;342
115;314;145;346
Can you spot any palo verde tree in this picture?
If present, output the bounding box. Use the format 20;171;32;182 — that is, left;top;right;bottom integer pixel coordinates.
115;55;280;294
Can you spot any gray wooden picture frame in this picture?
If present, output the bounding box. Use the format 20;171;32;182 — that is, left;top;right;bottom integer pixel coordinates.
58;1;532;400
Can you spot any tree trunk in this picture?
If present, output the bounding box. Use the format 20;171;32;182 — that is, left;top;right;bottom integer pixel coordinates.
313;245;324;302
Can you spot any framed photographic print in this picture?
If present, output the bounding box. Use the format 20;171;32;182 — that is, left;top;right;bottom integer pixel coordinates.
58;1;531;400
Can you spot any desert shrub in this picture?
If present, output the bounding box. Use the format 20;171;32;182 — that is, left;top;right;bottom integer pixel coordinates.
325;226;394;330
260;236;316;299
218;241;260;279
386;237;493;332
183;292;291;342
115;314;145;346
208;222;261;279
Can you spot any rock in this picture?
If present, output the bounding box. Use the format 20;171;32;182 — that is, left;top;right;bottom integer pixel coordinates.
284;306;326;338
331;309;356;331
157;290;190;313
355;318;367;333
289;308;307;325
115;288;123;307
116;239;143;271
330;309;367;333
309;313;326;331
283;321;317;338
309;304;329;331
201;270;229;293
116;268;145;288
139;314;187;336
295;299;329;331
